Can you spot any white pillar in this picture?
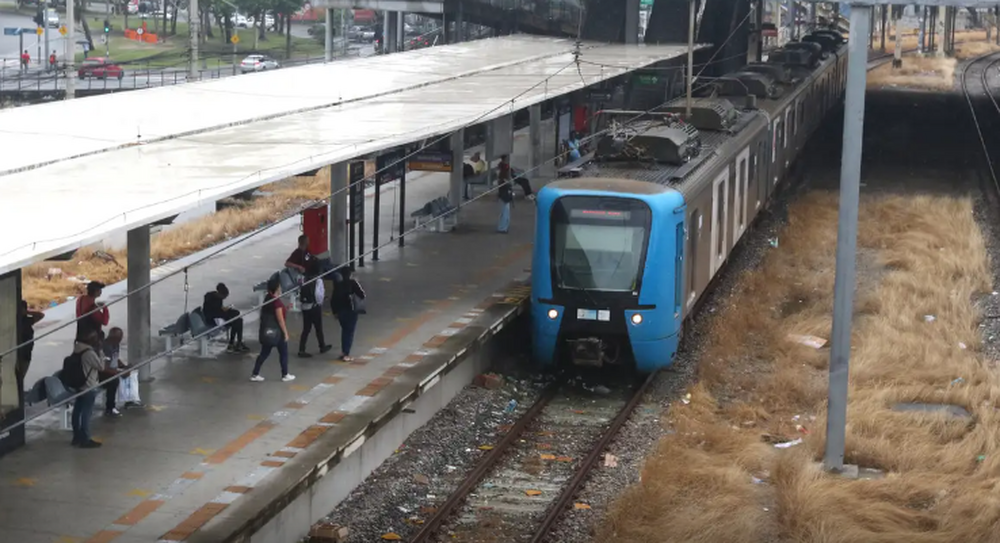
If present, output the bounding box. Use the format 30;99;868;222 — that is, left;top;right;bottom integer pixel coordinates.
128;226;152;382
329;162;348;267
64;0;74;99
395;12;404;52
449;129;464;209
188;0;199;79
936;6;946;57
529;104;542;173
484;119;495;187
0;270;25;456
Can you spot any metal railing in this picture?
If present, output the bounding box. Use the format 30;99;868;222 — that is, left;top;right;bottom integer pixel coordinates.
0;52;363;96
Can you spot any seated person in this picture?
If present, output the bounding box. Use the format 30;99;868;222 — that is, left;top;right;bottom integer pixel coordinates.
102;327;143;409
470;152;487;175
203;283;249;353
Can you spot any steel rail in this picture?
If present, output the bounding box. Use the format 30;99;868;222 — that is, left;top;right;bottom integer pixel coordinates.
408;379;563;543
528;371;659;543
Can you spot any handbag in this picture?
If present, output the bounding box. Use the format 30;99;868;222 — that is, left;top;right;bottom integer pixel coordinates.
351;293;367;315
350;280;367;314
259;310;281;346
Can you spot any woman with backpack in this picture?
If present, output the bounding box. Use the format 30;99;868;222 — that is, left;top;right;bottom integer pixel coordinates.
250;278;295;382
330;267;366;362
298;260;332;358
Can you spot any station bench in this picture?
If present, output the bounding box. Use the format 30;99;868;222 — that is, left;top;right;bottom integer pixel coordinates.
157;307;226;357
24;370;77;431
254;268;302;312
411;196;457;233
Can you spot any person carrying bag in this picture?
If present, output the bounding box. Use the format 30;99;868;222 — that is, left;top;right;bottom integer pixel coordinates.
330;267;366;362
250;278;294;382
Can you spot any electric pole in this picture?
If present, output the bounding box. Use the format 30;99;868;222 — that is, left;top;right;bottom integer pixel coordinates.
43;0;50;71
65;0;74;99
686;0;695;119
189;0;199;80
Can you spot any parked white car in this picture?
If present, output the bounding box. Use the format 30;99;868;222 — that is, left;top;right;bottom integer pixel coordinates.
46;9;59;28
240;54;279;73
231;14;249;28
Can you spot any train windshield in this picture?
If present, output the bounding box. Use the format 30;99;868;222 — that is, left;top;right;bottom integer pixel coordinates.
551;197;650;293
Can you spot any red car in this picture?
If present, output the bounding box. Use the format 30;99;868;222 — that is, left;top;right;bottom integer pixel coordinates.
78;57;124;80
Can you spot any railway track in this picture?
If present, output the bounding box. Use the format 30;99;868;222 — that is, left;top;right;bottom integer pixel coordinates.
960;50;1000;194
408;373;657;543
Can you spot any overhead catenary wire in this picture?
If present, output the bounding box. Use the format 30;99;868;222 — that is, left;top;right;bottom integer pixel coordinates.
0;52;782;437
1;18;763;431
0;56;586;362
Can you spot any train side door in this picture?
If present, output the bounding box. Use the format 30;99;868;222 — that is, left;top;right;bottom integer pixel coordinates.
709;167;730;278
734;148;750;243
686;209;701;311
771;116;783;189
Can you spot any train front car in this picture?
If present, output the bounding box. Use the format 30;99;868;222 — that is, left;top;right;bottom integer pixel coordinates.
532;178;686;374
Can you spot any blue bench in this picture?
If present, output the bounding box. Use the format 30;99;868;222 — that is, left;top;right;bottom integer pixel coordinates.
254;268;301;312
25;372;75;430
158;307;225;357
411;196;457;233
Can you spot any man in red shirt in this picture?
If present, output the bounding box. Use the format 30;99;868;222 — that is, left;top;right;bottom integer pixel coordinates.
76;281;110;339
20;50;30;72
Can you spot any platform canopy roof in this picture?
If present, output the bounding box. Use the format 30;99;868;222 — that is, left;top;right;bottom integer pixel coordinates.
0;35;694;275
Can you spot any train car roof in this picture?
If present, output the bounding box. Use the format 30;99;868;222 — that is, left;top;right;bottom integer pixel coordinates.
546;177;676;195
572;42;846;197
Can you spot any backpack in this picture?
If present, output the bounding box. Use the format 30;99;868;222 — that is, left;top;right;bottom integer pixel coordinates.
60;351;87;390
300;279;317;305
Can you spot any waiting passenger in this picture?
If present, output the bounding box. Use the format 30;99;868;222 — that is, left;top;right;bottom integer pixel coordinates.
470;152;487;175
497;179;513;234
330;267;365;362
203;283;249;353
298;260;332;358
250;278;295;382
102;327;142;410
63;330;104;448
17;300;44;389
75;281;109;339
285;235;314;277
499;154;534;201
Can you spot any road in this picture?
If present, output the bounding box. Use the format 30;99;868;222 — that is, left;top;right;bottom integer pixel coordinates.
0;10;71;71
0;42;376;94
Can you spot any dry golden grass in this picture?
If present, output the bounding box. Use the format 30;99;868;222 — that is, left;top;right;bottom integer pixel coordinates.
867;55;957;91
954;39;1000;60
599;191;997;543
19;165;356;308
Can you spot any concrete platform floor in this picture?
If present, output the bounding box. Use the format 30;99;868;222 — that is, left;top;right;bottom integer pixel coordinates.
0;127;552;543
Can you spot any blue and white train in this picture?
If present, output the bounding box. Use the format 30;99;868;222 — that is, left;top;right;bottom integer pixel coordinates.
531;30;849;373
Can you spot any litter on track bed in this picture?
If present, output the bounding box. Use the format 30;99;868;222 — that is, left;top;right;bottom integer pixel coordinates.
307;356;548;543
595;91;1000;542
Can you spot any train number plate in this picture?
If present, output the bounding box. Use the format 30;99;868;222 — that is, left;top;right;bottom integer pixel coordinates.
577;309;611;322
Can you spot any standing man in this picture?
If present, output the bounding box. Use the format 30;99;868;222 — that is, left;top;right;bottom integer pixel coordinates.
20;50;30;72
497;179;513;234
17;300;44;393
76;281;109;340
48;51;57;70
65;330;104;449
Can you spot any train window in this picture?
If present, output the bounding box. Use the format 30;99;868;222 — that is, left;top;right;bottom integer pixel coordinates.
674;222;684;315
549;197;651;293
791;102;798;136
755;141;764;208
798;101;804;134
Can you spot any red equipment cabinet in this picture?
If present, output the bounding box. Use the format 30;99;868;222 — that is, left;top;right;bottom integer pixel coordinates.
301;204;329;257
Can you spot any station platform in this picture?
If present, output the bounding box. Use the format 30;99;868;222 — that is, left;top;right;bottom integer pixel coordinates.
0;126;552;543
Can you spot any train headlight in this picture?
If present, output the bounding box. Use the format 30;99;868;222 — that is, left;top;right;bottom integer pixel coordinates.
631;313;643;325
547;309;559;320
